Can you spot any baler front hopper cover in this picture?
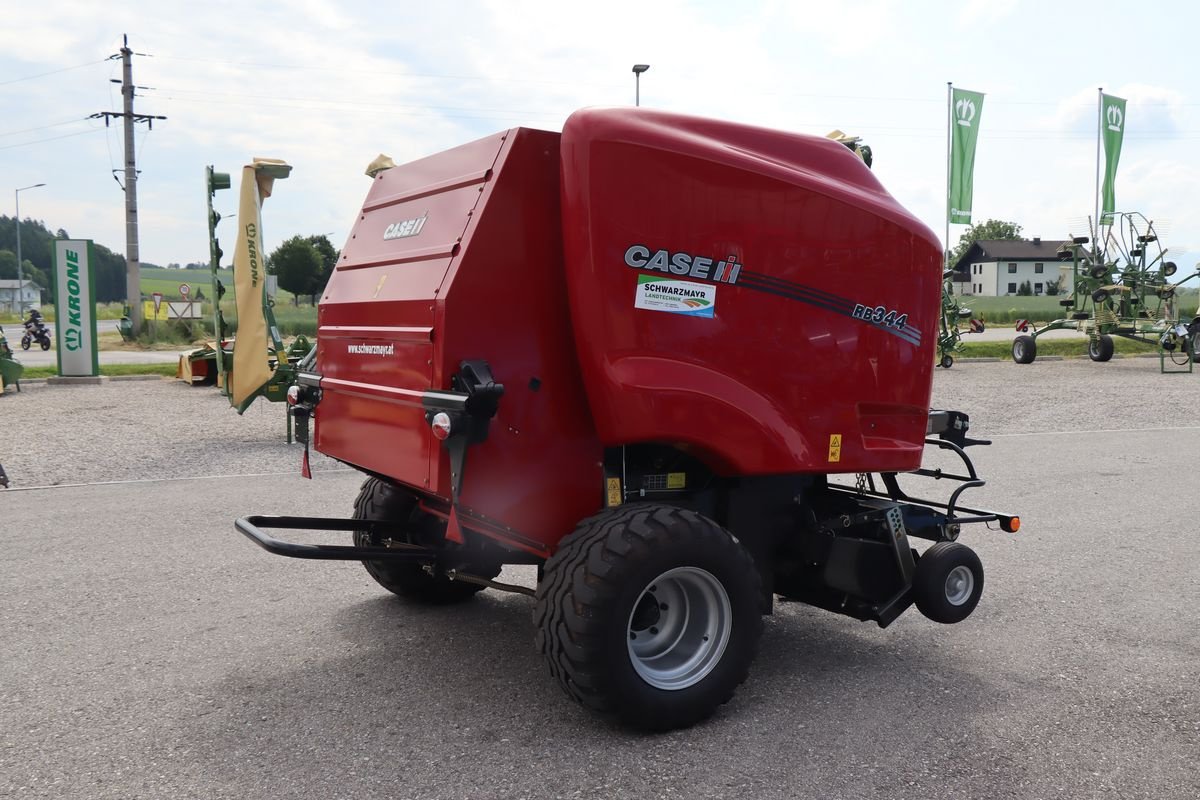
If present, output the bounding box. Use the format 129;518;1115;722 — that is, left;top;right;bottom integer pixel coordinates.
560;108;944;475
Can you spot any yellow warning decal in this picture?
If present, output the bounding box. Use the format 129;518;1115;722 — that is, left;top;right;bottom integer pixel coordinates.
606;477;622;507
828;434;842;463
667;472;686;489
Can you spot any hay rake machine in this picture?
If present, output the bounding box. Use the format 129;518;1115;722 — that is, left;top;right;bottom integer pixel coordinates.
1011;213;1200;371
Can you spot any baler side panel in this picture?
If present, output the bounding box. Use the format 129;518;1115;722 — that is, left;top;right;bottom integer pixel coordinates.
561;109;943;476
432;129;604;548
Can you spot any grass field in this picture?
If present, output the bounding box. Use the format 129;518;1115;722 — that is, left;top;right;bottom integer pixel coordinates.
959;293;1199;325
139;267;300;304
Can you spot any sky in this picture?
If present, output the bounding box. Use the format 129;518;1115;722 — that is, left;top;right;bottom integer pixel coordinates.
3;0;1199;274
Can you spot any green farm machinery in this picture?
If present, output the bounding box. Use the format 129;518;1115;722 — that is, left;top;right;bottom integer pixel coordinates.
0;324;23;395
178;161;315;439
1011;213;1200;371
937;271;985;369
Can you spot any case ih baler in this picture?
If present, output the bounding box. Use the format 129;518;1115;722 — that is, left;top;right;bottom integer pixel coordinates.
237;108;1018;731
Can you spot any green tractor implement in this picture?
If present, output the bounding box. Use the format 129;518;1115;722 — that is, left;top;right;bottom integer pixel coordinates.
178;161;315;440
937;270;985;369
0;324;23;394
1010;213;1199;372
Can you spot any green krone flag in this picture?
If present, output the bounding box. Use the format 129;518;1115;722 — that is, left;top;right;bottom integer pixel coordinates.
948;87;985;225
1100;93;1126;225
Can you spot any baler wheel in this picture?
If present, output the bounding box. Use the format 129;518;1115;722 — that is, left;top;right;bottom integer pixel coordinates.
1088;334;1114;362
913;541;984;624
352;477;497;603
534;503;762;731
1012;335;1037;364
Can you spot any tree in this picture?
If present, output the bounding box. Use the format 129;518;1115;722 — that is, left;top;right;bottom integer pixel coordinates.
950;219;1024;266
305;234;339;304
268;236;324;306
1044;277;1062;296
1017;280;1033;296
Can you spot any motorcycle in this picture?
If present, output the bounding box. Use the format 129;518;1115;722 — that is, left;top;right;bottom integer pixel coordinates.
21;315;51;351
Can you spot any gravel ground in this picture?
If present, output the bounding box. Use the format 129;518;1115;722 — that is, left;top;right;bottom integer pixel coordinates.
0;378;339;489
1;358;1195;488
1;364;1198;800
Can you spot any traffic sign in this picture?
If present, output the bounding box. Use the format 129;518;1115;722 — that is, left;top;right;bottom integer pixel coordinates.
179;283;191;297
152;292;164;314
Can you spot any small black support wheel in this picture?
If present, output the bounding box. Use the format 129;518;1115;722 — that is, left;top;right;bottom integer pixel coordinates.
1089;334;1114;362
352;477;497;603
20;337;31;351
1012;335;1037;364
913;541;984;624
535;503;763;731
39;338;50;351
940;354;954;369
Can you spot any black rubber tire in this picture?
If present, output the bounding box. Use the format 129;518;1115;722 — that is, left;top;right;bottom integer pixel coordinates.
534;503;763;731
1088;334;1114;362
39;337;50;351
1012;335;1037;364
351;477;495;603
913;541;984;624
940;354;954;369
20;336;30;351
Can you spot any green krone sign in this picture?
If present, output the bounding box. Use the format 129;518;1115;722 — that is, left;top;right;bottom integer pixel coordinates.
1100;93;1126;225
53;239;99;377
948;88;985;225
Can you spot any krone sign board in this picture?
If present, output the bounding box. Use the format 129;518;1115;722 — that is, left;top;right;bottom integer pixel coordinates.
54;239;99;377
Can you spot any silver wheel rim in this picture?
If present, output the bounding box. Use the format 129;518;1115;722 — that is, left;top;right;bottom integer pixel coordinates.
944;565;975;606
626;566;732;691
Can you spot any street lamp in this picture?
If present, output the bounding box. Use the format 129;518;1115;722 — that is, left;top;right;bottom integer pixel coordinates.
632;64;650;107
14;183;46;314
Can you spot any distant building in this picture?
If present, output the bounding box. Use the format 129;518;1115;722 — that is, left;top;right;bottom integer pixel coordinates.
951;238;1075;297
0;279;40;313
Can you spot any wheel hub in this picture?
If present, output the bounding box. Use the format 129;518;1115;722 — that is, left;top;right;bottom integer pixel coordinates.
626;567;732;691
944;565;975;606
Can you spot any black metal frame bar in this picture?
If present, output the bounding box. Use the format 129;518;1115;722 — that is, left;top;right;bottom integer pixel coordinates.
235;515;438;562
828;433;1017;533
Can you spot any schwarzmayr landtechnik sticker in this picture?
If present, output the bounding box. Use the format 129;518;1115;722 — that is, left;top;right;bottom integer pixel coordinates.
634;275;716;318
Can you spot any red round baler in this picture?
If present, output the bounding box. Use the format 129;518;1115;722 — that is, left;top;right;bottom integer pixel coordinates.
238;107;1018;731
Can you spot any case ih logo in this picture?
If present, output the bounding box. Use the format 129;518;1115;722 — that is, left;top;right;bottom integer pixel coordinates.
383;214;428;241
955;98;976;127
624;244;743;284
1106;104;1123;132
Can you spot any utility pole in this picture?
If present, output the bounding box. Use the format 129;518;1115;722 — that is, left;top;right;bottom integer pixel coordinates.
90;35;165;333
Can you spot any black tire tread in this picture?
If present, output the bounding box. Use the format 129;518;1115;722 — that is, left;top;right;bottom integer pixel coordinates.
352;477;489;603
534;503;762;730
913;541;984;624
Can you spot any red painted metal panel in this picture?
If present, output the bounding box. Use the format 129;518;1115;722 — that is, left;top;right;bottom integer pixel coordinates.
317;128;602;550
560;108;942;475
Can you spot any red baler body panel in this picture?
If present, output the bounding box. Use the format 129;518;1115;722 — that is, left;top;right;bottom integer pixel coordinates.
560;108;943;474
318;129;602;553
316;109;942;551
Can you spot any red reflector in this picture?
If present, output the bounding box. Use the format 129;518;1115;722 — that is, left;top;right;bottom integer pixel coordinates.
1004;517;1020;533
431;412;452;440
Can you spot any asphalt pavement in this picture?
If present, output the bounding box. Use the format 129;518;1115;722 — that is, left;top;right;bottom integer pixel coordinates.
1;364;1198;799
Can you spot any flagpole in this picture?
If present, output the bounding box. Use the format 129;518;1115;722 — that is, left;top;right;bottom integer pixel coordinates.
945;81;953;269
1094;87;1103;248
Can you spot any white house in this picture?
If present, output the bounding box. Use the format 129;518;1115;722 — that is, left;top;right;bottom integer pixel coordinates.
952;238;1076;297
0;279;40;313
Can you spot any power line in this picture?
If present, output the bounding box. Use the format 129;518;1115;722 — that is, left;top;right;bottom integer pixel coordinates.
0;127;105;151
0;117;91;138
0;58;107;86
